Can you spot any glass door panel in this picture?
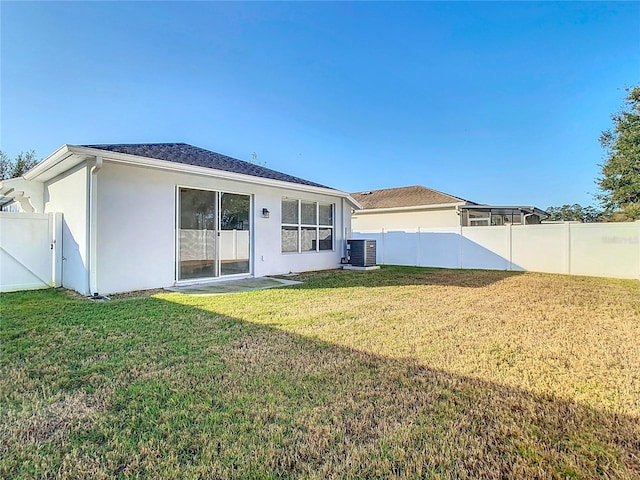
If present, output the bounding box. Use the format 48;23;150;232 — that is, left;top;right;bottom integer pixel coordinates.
219;193;250;275
179;188;217;280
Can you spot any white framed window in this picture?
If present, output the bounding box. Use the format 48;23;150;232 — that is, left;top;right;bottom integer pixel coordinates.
281;199;334;253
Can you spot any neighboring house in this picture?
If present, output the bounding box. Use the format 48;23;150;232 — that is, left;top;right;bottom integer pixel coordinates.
0;143;359;295
351;185;546;231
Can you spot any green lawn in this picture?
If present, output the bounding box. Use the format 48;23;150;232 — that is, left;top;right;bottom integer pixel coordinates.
1;267;639;479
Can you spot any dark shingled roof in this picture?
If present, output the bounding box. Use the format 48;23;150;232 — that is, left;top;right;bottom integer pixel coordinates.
352;185;472;210
80;143;331;189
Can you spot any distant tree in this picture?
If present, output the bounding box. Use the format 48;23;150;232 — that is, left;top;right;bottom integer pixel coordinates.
596;86;640;220
0;152;10;180
545;204;603;223
0;150;39;180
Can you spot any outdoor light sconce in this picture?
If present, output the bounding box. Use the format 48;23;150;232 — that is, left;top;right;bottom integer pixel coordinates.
262;208;270;218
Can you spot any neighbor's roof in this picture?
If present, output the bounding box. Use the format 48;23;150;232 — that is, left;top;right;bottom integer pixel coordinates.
351;185;472;210
81;143;331;189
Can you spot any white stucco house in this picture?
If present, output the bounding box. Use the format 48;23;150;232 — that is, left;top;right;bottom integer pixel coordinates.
351;185;546;232
1;143;360;295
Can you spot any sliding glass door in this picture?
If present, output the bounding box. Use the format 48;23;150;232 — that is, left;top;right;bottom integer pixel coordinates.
179;188;217;280
219;193;250;275
178;188;250;281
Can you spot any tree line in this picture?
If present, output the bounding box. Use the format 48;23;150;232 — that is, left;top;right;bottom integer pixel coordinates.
0;150;39;181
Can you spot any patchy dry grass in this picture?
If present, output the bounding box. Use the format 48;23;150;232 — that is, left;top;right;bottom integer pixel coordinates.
1;267;639;479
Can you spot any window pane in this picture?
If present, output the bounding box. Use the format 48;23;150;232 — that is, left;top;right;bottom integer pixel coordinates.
180;188;216;230
318;228;333;250
301;227;317;252
491;214;507;226
319;204;333;226
281;226;298;252
220;193;250;275
469;217;489;226
282;200;298;224
179;188;217;279
220;193;250;231
301;202;317;225
468;210;490;219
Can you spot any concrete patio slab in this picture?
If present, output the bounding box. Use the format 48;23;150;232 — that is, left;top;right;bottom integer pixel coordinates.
165;277;302;295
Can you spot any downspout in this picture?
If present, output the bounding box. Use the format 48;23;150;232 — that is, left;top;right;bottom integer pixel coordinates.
522;208;535;225
88;156;103;296
341;197;347;262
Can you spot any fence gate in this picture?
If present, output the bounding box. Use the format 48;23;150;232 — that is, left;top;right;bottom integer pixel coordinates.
0;212;62;292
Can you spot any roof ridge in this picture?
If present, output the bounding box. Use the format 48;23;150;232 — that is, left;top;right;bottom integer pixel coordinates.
352;184;466;202
350;184;474;209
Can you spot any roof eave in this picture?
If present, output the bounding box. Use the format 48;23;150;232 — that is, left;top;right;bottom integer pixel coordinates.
346;196;363;210
23;144;78;181
460;205;548;216
37;145;353;199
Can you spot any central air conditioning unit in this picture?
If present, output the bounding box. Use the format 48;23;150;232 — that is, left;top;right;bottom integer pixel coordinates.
347;239;377;267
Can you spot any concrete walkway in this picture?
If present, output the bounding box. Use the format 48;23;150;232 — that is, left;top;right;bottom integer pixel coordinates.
165;277;302;295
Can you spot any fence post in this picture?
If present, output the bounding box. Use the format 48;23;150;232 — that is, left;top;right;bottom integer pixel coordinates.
417;227;421;267
233;229;238;260
637;220;640;280
458;225;463;269
508;223;513;271
51;212;63;287
565;222;572;275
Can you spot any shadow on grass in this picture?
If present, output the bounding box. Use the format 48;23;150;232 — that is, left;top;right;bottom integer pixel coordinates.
1;289;638;479
286;265;525;290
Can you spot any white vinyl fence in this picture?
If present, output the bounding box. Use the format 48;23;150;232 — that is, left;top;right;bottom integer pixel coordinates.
179;229;250;262
353;221;640;280
0;212;63;292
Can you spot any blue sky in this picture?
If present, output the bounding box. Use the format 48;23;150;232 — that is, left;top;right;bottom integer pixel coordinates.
1;1;638;208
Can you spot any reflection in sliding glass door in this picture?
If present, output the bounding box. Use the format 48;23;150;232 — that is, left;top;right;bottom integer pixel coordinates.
219;193;250;275
178;188;217;280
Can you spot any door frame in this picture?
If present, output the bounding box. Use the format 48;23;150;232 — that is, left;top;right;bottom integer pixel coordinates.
174;185;253;285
